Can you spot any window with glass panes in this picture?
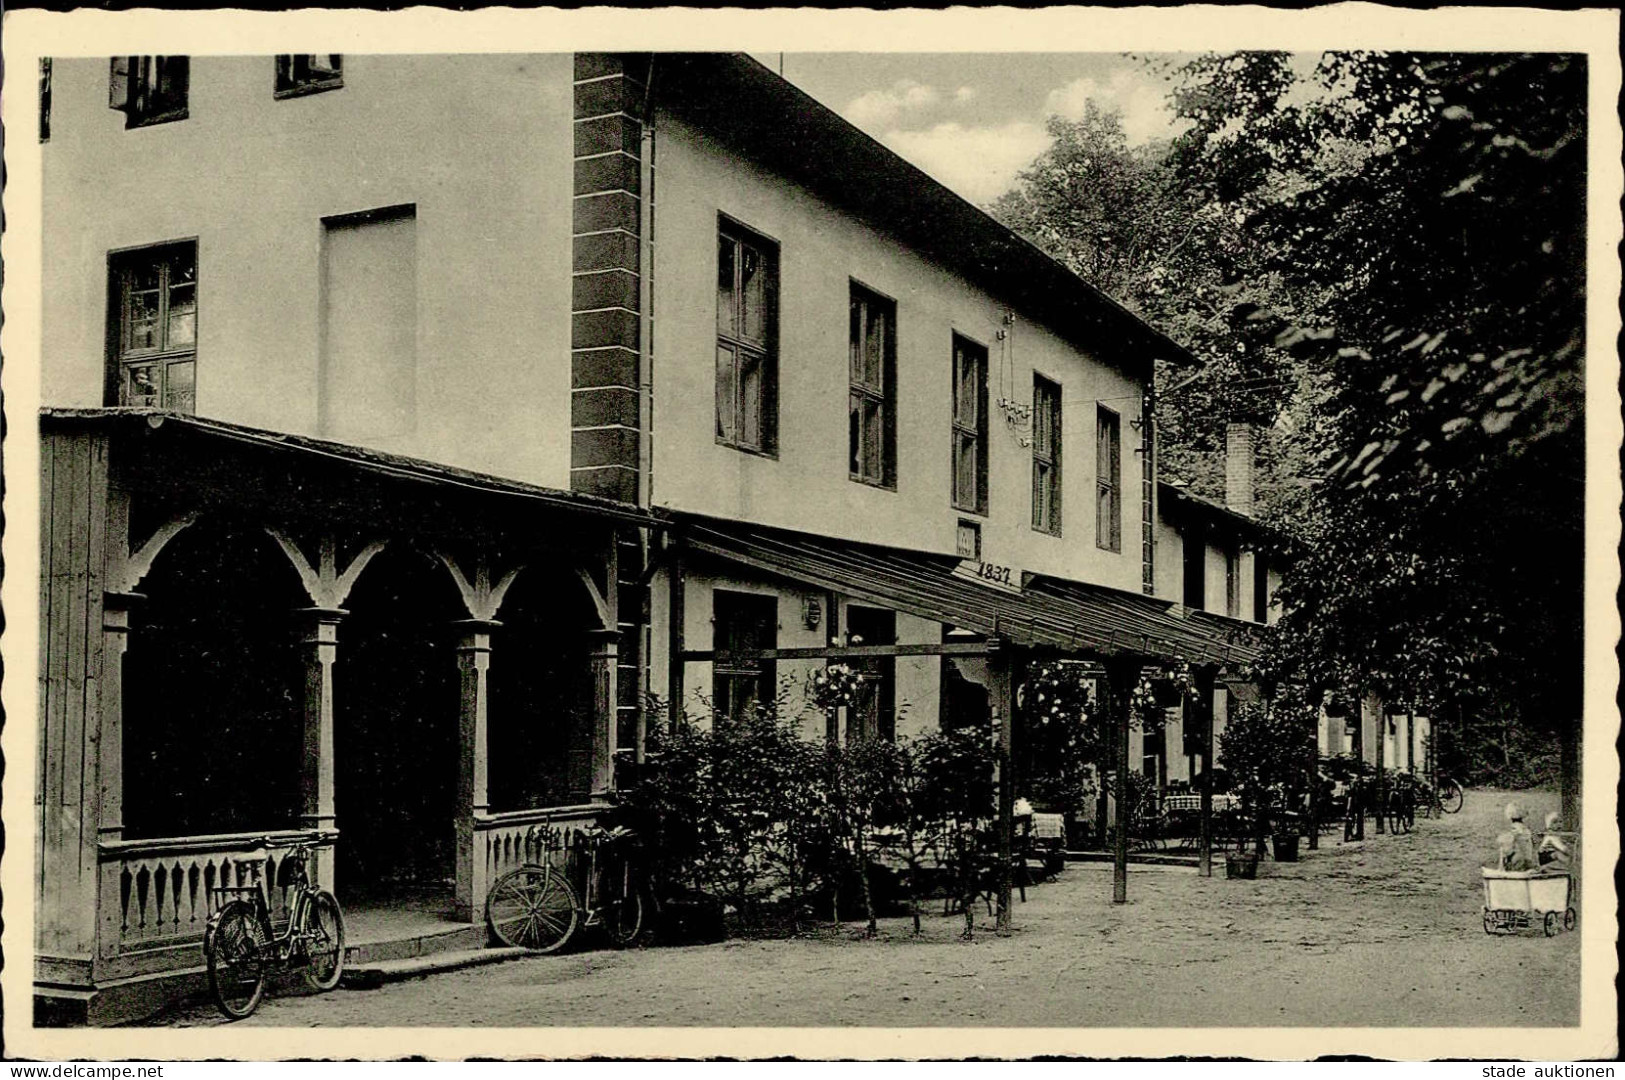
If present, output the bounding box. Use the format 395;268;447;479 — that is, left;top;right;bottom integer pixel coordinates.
1031;376;1062;534
275;55;343;97
716;220;778;453
849;284;897;488
951;335;988;514
110;242;197;412
1095;405;1121;551
712;590;778;725
109;56;189;128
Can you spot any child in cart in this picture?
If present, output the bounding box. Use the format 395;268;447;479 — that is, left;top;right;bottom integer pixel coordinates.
1498;803;1538;871
1538;811;1572;871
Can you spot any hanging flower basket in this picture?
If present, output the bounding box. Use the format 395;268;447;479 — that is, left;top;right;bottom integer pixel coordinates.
807;664;865;711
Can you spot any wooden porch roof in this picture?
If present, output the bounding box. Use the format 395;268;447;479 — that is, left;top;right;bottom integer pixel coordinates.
40;408;664;534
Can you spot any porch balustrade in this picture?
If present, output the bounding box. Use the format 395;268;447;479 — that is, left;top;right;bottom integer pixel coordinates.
97;829;334;962
473;804;600;905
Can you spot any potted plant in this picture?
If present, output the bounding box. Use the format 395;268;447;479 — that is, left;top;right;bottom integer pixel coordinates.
1218;688;1320;869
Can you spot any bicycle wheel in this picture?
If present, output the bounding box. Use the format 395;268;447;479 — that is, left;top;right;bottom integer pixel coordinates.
1439;779;1464;814
486;866;579;953
207;901;270;1020
604;869;647;949
302;890;347;992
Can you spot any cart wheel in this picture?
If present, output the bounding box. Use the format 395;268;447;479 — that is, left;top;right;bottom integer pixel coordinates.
1482;911;1495;935
1564;907;1577;932
1543;912;1558;937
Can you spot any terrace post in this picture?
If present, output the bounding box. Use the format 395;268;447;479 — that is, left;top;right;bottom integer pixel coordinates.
1106;657;1143;904
587;628;620;799
990;638;1015;933
298;607;345;892
1194;665;1217;878
666;534;686;733
452;619;497;921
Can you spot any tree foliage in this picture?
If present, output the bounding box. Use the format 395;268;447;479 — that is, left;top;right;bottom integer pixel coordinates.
994;52;1587;779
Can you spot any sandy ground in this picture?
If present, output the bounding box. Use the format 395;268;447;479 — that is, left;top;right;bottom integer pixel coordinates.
160;788;1580;1028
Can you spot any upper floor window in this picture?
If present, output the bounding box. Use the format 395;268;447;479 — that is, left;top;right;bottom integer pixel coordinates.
713;589;778;726
1031;375;1062;535
716;219;778;454
1224;547;1241;618
1253;555;1269;623
39;58;52;142
110;56;190;128
1095;405;1122;552
849;283;897;488
276;54;344;98
109;241;197;412
951;335;988;514
1182;533;1206;609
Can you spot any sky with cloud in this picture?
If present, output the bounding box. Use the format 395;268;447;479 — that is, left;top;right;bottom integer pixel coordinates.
756;53;1195;206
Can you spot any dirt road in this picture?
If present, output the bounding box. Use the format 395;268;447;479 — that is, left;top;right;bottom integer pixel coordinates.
161;788;1580;1028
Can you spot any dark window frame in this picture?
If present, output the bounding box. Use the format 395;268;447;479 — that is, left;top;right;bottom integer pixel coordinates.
1182;531;1206;610
712;589;778;726
951;333;989;515
849;281;898;489
1095;404;1122;552
1224;546;1241;618
845;605;896;743
275;54;345;99
107;239;199;413
109;56;190;129
1253;554;1270;624
715;216;779;457
1031;375;1062;536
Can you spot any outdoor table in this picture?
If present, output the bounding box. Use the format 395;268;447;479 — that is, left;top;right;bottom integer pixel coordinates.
1163;793;1239;812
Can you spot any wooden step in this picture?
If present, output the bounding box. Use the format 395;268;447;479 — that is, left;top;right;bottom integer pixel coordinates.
341;946;531;990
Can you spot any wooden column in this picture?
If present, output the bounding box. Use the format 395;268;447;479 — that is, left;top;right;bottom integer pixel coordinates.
1107;658;1142;903
587;628;620;799
452;619;497;921
1195;666;1217;878
94;591;142;961
298;607;344;891
990;640;1015;933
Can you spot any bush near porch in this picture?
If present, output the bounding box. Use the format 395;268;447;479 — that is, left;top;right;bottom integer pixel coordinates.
615;689;1018;940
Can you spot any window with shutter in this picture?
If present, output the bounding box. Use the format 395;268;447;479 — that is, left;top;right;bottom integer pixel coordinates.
951;335;988;514
275;55;344;97
849;283;897;489
1096;405;1121;552
109;56;189;128
716;218;779;455
1031;376;1062;535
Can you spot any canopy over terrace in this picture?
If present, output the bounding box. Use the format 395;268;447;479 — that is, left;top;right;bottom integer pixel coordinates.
36;408;661;1017
664;512;1270;915
671;511;1263;667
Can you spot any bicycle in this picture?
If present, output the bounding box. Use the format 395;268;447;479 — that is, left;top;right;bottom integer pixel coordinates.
1416;775;1465;817
484;817;648;953
203;834;346;1020
1386;774;1417;834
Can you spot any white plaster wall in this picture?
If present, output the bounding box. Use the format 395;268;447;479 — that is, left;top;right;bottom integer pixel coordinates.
41;55;575;487
649;110;1149;591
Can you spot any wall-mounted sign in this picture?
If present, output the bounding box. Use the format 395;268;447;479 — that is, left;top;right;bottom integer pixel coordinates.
953;558;1024;595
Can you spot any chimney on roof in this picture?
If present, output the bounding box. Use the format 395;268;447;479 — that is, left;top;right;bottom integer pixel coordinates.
1225;421;1255;515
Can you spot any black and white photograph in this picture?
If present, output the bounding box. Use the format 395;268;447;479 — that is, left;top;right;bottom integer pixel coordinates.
2;5;1618;1063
